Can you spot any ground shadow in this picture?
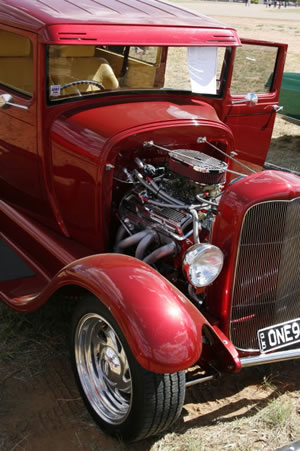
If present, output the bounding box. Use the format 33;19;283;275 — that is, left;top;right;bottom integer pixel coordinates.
1;300;300;451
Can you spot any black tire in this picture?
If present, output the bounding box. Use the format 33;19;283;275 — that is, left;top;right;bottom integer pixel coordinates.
70;296;186;441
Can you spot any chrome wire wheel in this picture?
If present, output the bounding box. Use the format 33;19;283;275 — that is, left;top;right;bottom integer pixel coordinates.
74;313;132;425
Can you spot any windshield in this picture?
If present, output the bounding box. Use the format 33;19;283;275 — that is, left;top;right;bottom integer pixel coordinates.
47;45;229;102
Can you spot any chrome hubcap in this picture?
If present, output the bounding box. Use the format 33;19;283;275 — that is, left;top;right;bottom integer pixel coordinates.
75;313;132;424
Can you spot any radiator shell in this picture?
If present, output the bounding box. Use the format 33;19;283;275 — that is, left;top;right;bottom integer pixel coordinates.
208;170;300;351
230;197;300;351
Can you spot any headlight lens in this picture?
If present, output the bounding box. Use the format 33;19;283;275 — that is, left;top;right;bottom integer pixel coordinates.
183;244;224;288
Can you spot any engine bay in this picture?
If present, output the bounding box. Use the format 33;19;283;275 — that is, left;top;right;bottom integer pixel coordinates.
113;140;234;300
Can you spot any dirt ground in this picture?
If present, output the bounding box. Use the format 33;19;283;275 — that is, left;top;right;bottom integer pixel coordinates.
0;2;300;451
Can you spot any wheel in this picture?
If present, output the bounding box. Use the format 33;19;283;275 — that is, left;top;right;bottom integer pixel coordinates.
60;80;105;91
70;296;185;441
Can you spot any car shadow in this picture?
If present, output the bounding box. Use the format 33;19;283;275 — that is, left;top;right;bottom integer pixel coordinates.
177;360;300;432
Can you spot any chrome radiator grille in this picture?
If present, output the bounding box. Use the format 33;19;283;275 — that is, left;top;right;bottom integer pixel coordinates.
230;197;300;351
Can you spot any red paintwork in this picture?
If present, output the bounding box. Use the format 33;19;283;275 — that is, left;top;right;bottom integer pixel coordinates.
0;0;240;49
50;99;235;248
1;0;235;30
43;25;239;46
0;251;241;373
0;0;291;375
208;170;300;336
196;38;288;174
224;39;287;173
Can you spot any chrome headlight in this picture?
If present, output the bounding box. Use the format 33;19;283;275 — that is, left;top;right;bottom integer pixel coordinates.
183;244;224;288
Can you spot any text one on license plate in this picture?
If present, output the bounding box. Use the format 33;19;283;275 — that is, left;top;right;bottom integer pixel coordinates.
257;318;300;353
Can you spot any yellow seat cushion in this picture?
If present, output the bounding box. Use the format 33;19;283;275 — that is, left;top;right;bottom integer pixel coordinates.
49;45;119;95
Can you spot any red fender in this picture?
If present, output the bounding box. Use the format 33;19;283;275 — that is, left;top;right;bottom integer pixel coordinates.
60;254;205;373
59;254;241;373
6;254;241;374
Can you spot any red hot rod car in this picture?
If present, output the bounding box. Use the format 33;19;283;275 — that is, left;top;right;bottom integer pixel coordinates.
0;0;299;442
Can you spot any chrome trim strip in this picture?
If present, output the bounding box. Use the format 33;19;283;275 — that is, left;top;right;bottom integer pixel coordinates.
240;348;300;368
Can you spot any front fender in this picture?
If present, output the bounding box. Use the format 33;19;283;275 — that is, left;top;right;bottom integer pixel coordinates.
11;253;240;374
59;254;204;373
59;254;242;374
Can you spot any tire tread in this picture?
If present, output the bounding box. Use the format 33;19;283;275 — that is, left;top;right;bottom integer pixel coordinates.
132;368;185;441
71;296;185;442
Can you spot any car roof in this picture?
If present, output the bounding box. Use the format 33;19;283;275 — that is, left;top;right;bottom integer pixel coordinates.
0;0;240;46
1;0;229;28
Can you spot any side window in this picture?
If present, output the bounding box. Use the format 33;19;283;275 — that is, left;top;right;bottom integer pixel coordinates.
231;44;278;95
164;46;229;95
0;30;33;96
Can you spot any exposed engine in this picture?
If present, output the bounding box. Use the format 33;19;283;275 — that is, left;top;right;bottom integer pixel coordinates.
114;140;230;294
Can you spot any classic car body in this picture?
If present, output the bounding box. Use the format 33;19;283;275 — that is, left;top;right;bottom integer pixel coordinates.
0;0;299;441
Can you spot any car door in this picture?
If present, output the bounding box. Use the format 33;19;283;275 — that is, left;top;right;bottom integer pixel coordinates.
0;26;40;214
221;39;287;174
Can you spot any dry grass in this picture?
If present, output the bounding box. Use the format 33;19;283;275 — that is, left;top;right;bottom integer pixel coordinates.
150;394;300;451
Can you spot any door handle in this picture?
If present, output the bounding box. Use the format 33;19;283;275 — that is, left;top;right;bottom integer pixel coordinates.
0;93;29;110
232;92;258;106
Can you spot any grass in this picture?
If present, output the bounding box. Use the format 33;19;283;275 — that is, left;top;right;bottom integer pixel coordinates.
0;298;70;379
261;374;279;392
150;391;300;450
259;397;294;429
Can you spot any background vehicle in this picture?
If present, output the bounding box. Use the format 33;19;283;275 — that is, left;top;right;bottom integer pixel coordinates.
0;0;299;442
279;72;300;124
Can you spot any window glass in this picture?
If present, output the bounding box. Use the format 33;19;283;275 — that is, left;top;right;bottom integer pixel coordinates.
0;30;33;96
231;44;278;95
128;46;160;65
164;47;226;94
48;44;230;102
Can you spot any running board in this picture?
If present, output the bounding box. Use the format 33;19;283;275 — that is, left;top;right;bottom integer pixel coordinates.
240;348;300;368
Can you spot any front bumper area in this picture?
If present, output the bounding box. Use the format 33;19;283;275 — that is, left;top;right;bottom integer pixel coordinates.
240;347;300;368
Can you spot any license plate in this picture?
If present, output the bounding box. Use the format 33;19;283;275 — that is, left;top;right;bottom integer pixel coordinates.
257;318;300;353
